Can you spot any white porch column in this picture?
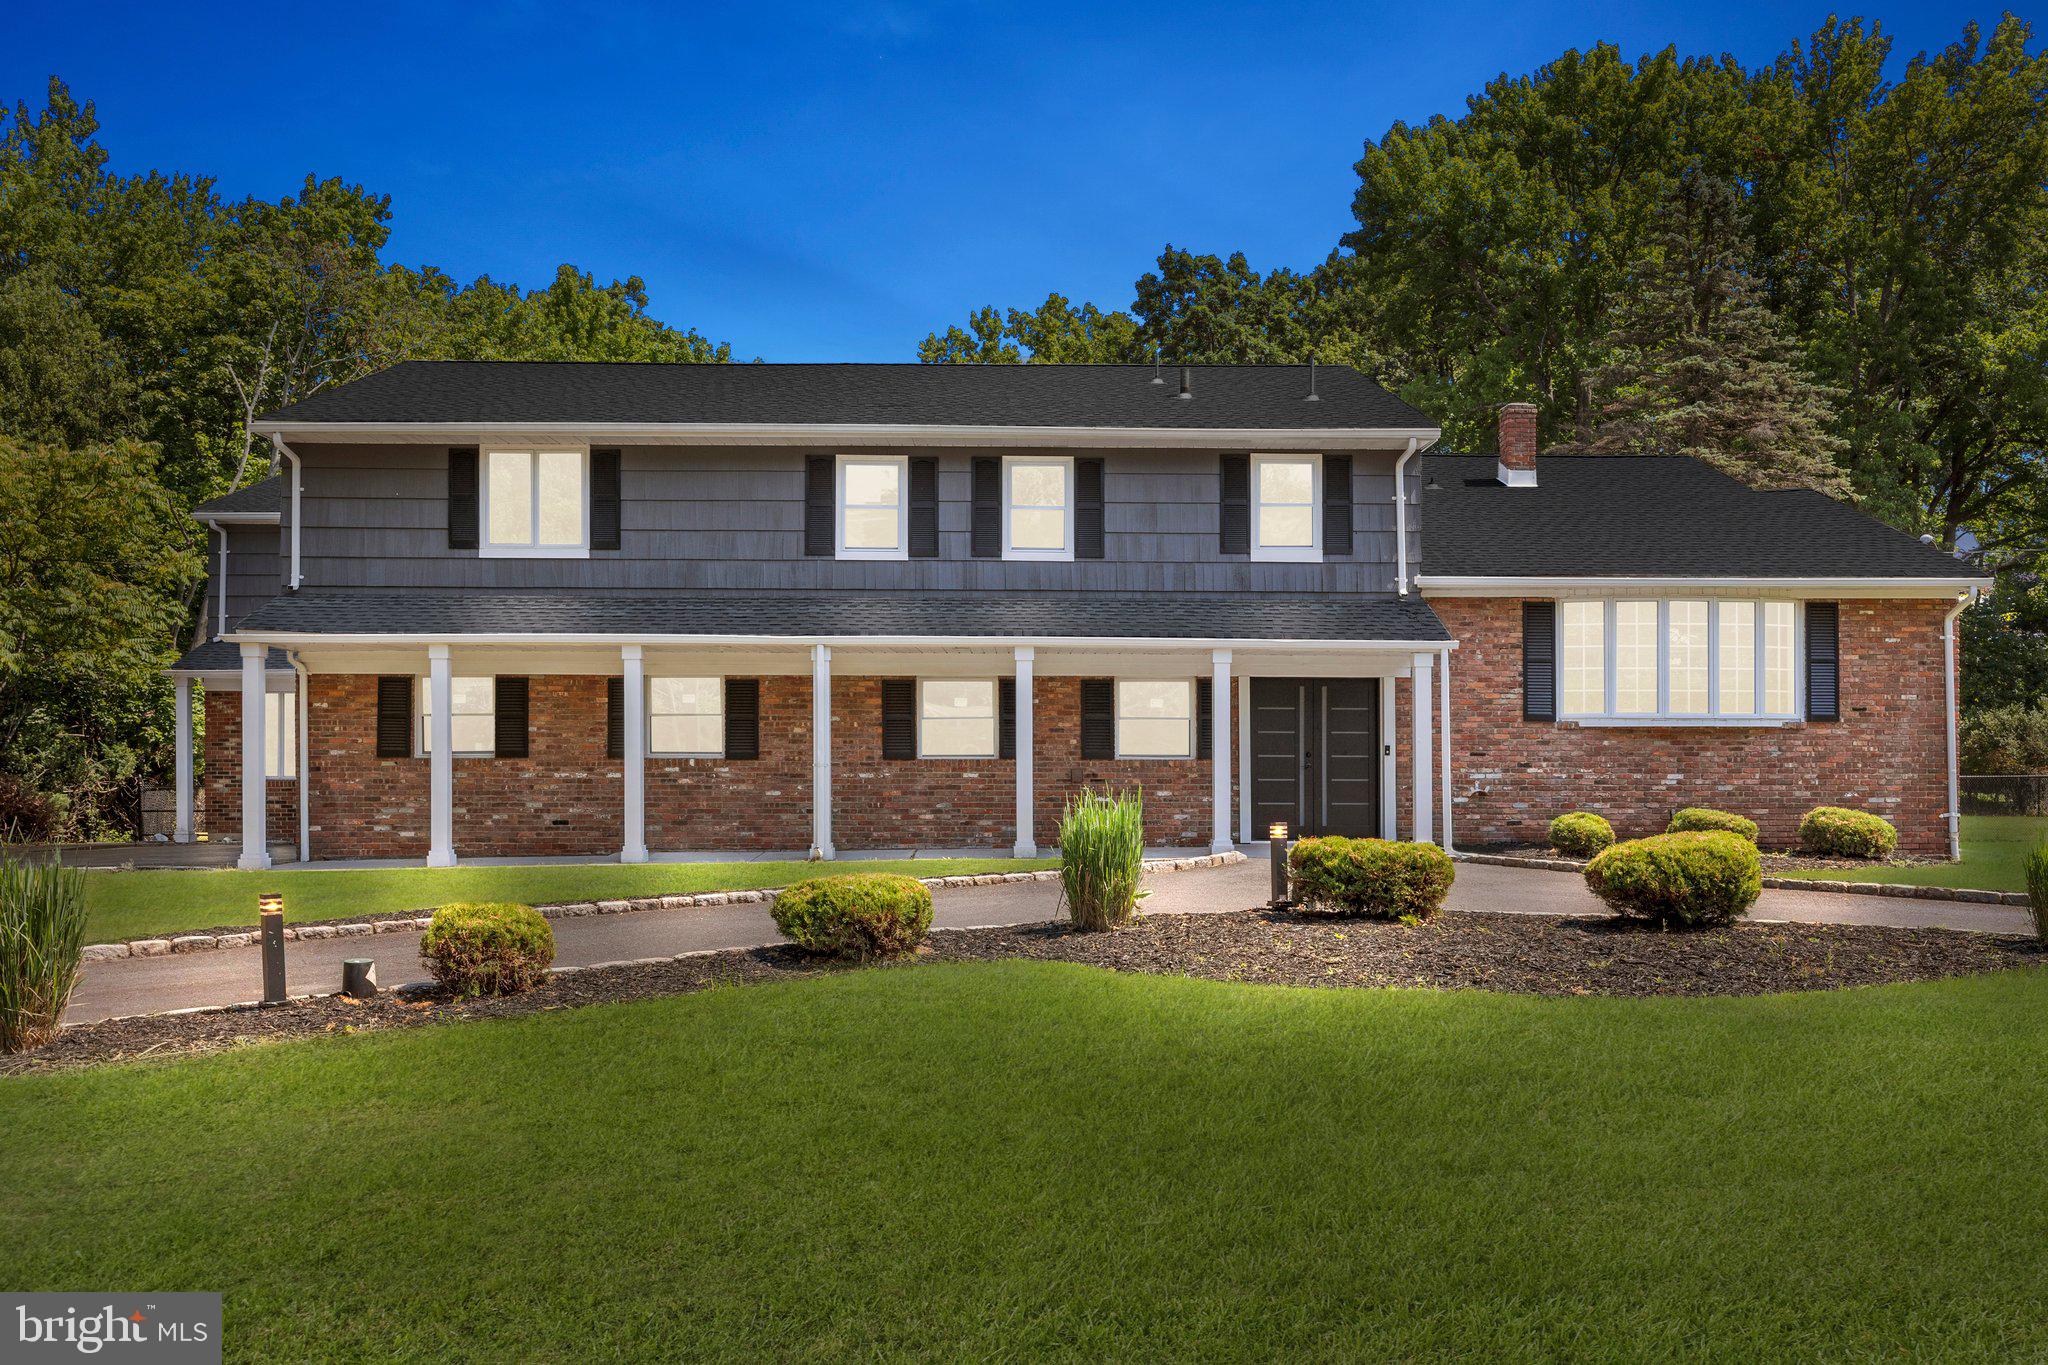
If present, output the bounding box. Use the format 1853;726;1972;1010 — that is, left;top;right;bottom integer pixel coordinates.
1210;649;1233;854
811;644;834;860
1012;647;1036;857
236;645;270;869
620;645;648;863
1411;652;1435;845
173;677;194;843
427;644;455;868
1439;647;1454;853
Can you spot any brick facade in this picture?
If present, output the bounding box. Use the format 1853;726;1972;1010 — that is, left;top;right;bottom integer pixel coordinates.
1430;597;1952;856
200;690;297;844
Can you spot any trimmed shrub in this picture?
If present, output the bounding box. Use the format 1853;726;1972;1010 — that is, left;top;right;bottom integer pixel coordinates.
1798;806;1899;860
772;874;933;960
1549;812;1615;857
2026;840;2048;944
419;902;555;996
0;858;87;1052
1583;831;1761;928
1058;787;1147;931
1667;807;1760;843
1289;837;1456;923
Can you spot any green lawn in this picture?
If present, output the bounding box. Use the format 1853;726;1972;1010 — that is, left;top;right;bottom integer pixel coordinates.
79;857;1054;943
1775;814;2045;893
5;963;2047;1359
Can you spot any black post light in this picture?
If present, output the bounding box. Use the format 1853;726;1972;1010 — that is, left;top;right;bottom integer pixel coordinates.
1268;822;1293;907
258;892;286;1004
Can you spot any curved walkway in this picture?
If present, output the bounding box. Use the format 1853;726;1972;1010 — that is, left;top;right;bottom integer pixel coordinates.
63;857;2034;1025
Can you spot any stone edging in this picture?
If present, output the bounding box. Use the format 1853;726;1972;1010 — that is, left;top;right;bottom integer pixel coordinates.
79;852;1247;961
1452;851;2031;908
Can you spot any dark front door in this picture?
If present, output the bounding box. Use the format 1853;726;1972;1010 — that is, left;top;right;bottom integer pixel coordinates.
1248;678;1381;838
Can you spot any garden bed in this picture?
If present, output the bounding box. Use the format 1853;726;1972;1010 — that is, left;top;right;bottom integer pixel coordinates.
12;908;2039;1073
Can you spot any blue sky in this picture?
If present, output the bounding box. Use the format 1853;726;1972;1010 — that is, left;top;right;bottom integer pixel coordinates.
1;1;2016;359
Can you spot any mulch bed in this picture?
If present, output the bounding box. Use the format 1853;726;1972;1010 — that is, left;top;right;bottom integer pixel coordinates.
9;911;2042;1074
1483;842;1946;875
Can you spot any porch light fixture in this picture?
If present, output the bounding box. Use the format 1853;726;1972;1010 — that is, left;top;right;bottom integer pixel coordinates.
259;892;286;1004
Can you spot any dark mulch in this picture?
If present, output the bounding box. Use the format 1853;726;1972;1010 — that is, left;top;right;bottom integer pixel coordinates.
10;912;2042;1073
1484;842;1943;876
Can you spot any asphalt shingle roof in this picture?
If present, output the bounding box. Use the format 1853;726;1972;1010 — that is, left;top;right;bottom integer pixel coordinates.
191;475;285;518
1420;454;1983;580
258;362;1434;432
233;592;1451;644
169;641;290;673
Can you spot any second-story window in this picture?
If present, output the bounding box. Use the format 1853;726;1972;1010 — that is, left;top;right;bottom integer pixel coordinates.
837;455;907;560
1250;453;1321;562
485;448;587;557
1003;456;1073;560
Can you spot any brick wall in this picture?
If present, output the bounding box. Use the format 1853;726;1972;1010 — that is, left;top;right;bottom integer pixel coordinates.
453;676;623;858
646;675;813;852
1430;597;1953;855
306;675;430;860
201;690;297;843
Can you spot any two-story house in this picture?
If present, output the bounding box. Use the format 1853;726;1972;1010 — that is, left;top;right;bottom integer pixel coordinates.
167;363;1988;870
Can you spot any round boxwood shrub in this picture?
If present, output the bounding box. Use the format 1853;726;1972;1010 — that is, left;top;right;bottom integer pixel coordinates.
1289;836;1455;922
772;873;934;960
1666;807;1760;843
1549;812;1615;858
1583;831;1761;928
1799;806;1899;860
419;902;555;997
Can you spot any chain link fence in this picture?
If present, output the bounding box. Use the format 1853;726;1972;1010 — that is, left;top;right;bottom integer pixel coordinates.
1960;775;2048;817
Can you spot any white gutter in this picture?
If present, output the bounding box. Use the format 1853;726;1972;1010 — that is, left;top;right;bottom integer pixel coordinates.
225;630;1459;653
287;648;310;864
1942;589;1975;862
201;518;228;639
1393;437;1419;595
269;435;303;590
1416;574;1995;598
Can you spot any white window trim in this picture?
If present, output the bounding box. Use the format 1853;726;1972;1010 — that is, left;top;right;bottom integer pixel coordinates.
1558;598;1804;726
263;691;297;781
479;444;592;559
836;453;909;561
418;675;497;758
1000;455;1075;562
916;677;999;759
1249;452;1322;563
1113;678;1197;760
647;676;726;759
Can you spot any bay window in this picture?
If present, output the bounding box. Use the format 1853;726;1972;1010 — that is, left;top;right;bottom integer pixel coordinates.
1116;679;1194;758
1557;599;1800;722
919;679;997;757
484;448;587;556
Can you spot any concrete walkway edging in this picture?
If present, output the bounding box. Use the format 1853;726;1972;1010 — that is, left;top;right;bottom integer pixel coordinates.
1452;850;2031;908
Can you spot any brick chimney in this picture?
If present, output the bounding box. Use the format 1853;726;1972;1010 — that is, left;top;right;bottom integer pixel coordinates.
1497;402;1538;486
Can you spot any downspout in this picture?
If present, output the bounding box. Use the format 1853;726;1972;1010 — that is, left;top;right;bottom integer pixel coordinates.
288;648;310;864
1393;437;1419;595
1439;644;1454;854
1942;590;1973;863
202;517;228;638
270;435;303;590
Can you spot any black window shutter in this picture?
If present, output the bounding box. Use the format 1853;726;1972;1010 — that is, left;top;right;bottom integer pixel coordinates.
1323;454;1353;556
804;456;834;556
606;677;624;759
1080;679;1115;760
881;678;916;759
590;448;622;550
999;678;1016;759
448;447;479;550
1806;602;1840;721
1195;677;1213;759
1522;602;1557;721
376;676;413;758
970;457;1001;558
494;677;529;758
725;679;761;759
1219;454;1249;555
907;457;939;558
1075;458;1106;559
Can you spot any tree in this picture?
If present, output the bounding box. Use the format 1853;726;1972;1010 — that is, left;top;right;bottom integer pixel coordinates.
1573;173;1850;494
919;295;1137;364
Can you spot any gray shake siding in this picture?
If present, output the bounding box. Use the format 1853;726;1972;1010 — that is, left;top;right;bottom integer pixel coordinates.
295;444;1424;596
221;526;283;630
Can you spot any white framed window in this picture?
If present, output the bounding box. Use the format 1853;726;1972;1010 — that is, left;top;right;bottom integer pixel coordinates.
918;678;997;758
482;447;588;557
650;677;724;757
263;691;297;780
1556;599;1802;724
1250;453;1321;562
1002;455;1074;560
1116;679;1194;758
837;454;908;560
420;676;496;756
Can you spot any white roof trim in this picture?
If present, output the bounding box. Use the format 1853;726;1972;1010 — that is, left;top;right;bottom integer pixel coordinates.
224;629;1456;653
1417;575;1990;599
189;510;280;525
247;420;1442;451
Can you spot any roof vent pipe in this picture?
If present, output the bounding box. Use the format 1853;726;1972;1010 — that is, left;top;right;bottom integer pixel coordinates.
1306;358;1319;401
1151;356;1164;384
1178;366;1192;399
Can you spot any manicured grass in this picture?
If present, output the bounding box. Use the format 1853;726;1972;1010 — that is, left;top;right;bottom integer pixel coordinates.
6;964;2048;1358
78;857;1054;943
1778;814;2046;893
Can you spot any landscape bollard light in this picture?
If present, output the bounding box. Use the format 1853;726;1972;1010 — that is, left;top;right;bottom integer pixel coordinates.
259;892;286;1004
342;959;378;1000
1269;822;1292;907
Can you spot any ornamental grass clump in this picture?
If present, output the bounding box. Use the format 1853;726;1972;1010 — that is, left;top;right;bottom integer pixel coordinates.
419;902;555;997
1583;831;1761;929
1058;788;1147;931
772;874;934;960
1799;806;1899;860
1667;807;1760;843
2026;840;2048;944
1289;837;1456;923
1549;812;1615;857
0;858;87;1053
